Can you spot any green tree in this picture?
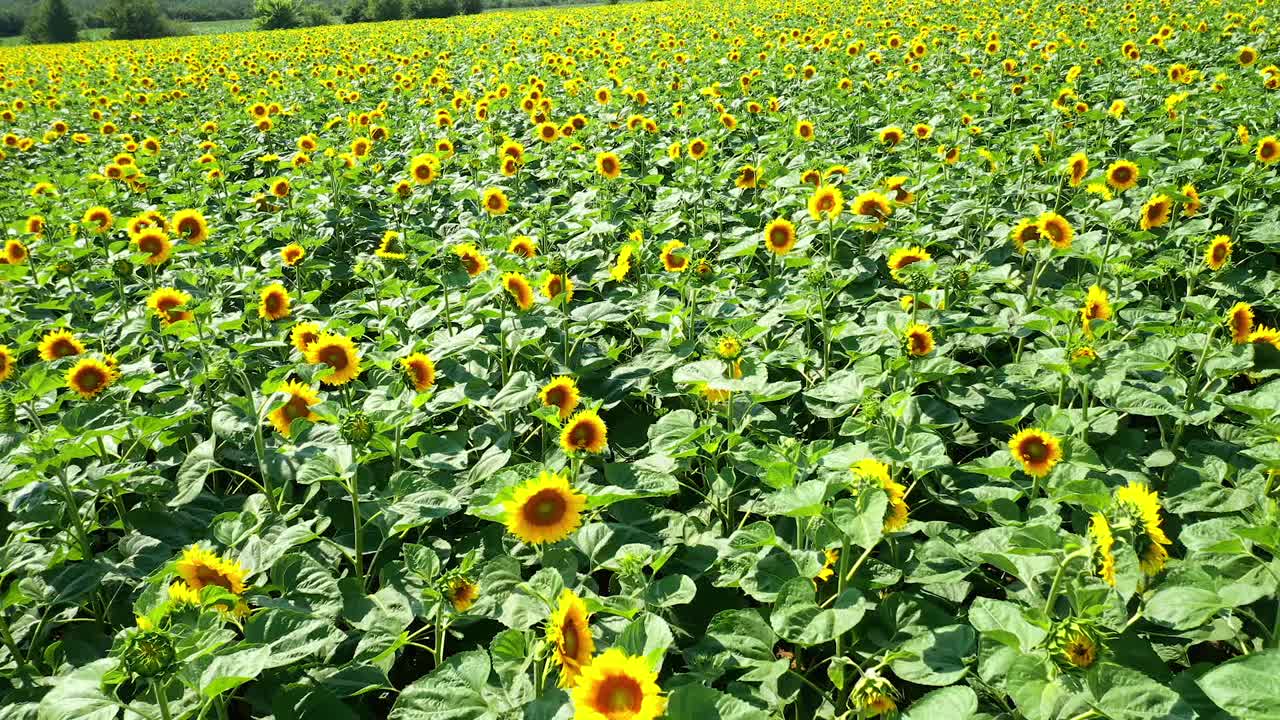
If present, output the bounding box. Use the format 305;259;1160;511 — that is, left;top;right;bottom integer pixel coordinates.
101;0;174;40
24;0;79;45
366;0;404;20
254;0;301;29
408;0;457;17
459;0;482;13
300;4;334;25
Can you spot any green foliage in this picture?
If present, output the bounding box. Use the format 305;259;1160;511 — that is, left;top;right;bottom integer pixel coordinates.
458;0;480;13
365;0;402;20
253;0;299;28
23;0;79;43
407;0;456;18
100;0;175;38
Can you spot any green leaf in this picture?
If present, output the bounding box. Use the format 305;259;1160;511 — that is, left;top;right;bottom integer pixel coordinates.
1086;663;1196;720
390;650;499;720
902;686;978;720
170;436;215;506
831;492;887;549
769;578;871;646
666;684;769;720
968;597;1048;652
1196;651;1280;720
891;625;975;685
37;659;118;720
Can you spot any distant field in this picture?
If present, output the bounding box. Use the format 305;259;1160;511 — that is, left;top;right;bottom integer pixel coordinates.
0;17;251;44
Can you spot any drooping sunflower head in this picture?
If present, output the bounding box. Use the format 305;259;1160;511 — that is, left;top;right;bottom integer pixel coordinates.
882;175;914;203
258;284;291;321
1052;620;1102;669
1139;194;1172;230
571;648;666;720
454;243;490;277
1105;160;1139;191
508;236;538;258
850;671;898;718
561;409;608;455
1227;302;1254;344
305;333;362;386
814;548;839;584
1066;151;1089;186
171;209;209;244
547;589;594;688
281;243;305;267
808;185;846;221
659;240;688;272
267;380;321;437
1204;235;1232;271
542;273;575;303
132;229;172;265
904;323;935;357
1113;482;1171;575
401;352;436;392
444;575;479;612
1088;513;1118;587
505;471;587;545
0;345;14;384
887;246;931;280
502;272;535;311
482;187;509;215
763;218;797;255
609;245;635;283
176;544;247;596
146;287;193;325
1010;218;1041;253
540;376;581;419
596;151;622;179
850;459;909;532
39;328;84;361
1181;184;1201;216
1009;428;1063;478
375;230;408;261
1249;325;1280;350
66;357;117;399
1037;212;1074;249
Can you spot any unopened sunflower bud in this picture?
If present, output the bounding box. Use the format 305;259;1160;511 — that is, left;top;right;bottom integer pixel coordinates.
123;631;175;678
341;411;373;446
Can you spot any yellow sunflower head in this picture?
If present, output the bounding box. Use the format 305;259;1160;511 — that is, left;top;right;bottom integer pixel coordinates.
887;246;931;280
444;576;479;612
482;187;509;215
401;352;436;392
305;333;362;386
904;323;935;357
132;229;172;265
171;209;209;244
282;243;306;267
146;287;193;325
508;236;538;258
1037;212;1074;249
258;284;291;321
267;380;321;437
540;376;581;419
548;589;595;688
454;243;490;277
809;186;846;221
571;648;666;720
851;190;891;221
763;218;797;255
0;345;14;384
39;328;84;361
596;151;622;179
502;272;535;311
376;231;408;261
1139;194;1172;230
1227;302;1254;344
505;471;587;545
1204;235;1232;271
290;322;321;354
176;544;248;596
542;274;575;303
1105;160;1139;191
1009;428;1063;478
561;409;608;455
659;240;688;272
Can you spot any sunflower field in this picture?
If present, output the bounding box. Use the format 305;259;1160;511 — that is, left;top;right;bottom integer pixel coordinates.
3;0;1280;717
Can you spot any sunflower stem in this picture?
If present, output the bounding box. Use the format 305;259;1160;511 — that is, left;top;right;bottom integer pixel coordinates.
1044;548;1090;616
349;469;365;587
56;467;92;558
433;602;446;668
152;680;172;720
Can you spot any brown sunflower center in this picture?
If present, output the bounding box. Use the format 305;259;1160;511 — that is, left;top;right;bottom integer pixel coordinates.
817;195;835;211
1212;244;1227;263
561;619;581;657
602;158;618;173
1111;167;1132;183
178;219;199;236
265;294;283;313
769;227;791;247
487;195;504;210
597;675;643;714
547;276;564;296
284;396;310;420
523;489;567;526
139;236;163;254
545;387;567;408
569;422;598;449
461;254;480;274
51;339;77;358
192;565;234;592
76;368;103;390
1022;438;1049;461
320;346;349;370
910;333;929;354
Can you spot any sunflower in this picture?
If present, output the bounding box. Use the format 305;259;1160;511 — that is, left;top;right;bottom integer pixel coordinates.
1250;325;1280;350
508;236;538;258
25;215;45;235
561;409;607;454
814;548;839;584
66;357;117;399
1257;136;1280;164
506;471;587;545
735;164;762;189
904;323;934;357
176;545;247;595
571;649;666;720
1037;212;1074;249
269;178;291;198
1066;152;1088;187
878;125;905;146
1010;218;1041;253
716;335;741;360
808;186;845;221
481;188;509;215
548;589;594;688
4;239;28;265
1009;428;1063;478
850;459;909;531
171;209;209;244
453;243;490;277
401;353;436;392
659;240;688;272
794;119;815;141
1139;194;1172;230
1181;184;1201;216
408;153;439;184
445;576;479;612
267;380;321;437
1114;482;1172;575
82;206;114;233
502;272;535;310
281;243;305;266
39;329;84;360
887;246;931;280
763;218;797;255
1080;285;1112;336
540;376;581;419
290;322;321;353
687;137;708;159
258;284;291;321
542;274;575;303
0;345;14;384
1088;513;1118;587
132;229;172;265
609;245;634;283
1105;160;1139;191
851;190;891;221
883;175;914;204
1204;235;1232;271
596;151;622;179
167;580;202;607
376;231;407;260
146;287;193;325
1059;629;1098;668
1227;302;1254;344
850;672;898;718
305;333;362;386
